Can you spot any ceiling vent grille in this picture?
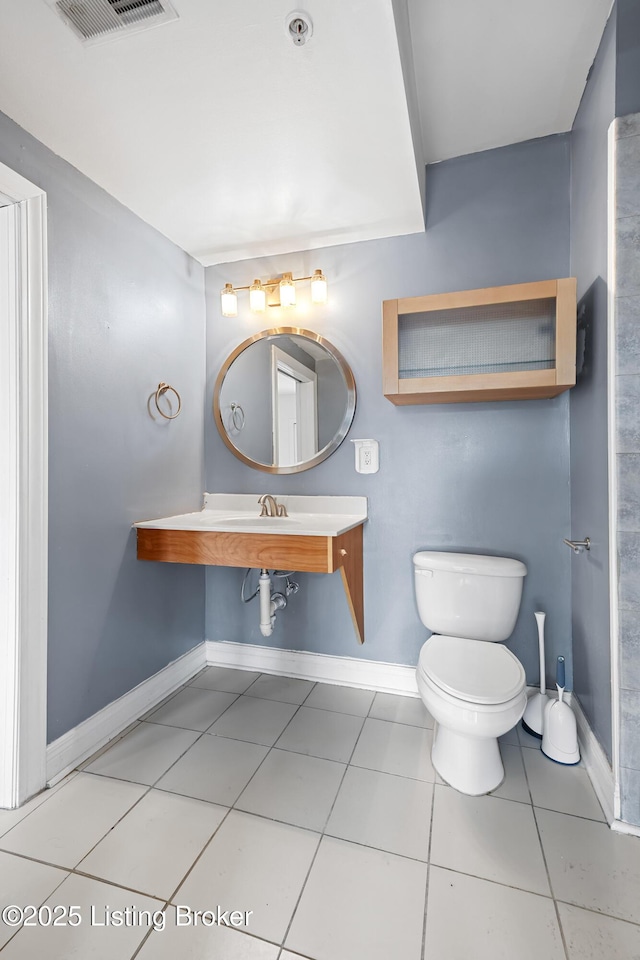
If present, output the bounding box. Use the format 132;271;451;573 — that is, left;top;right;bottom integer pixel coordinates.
50;0;178;43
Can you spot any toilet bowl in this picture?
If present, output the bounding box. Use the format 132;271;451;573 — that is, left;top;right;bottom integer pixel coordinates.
417;635;526;795
413;551;527;796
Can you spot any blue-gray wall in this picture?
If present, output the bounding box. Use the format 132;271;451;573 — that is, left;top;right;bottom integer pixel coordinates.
205;135;573;688
569;11;616;761
0;110;207;743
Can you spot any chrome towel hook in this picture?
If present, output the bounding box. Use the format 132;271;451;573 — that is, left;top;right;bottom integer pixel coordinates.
155;382;182;420
563;537;591;554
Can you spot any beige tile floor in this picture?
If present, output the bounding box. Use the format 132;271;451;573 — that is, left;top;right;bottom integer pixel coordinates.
1;667;639;959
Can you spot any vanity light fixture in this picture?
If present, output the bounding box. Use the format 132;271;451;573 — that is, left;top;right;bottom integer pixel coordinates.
311;269;328;304
221;283;238;318
249;279;266;313
220;270;328;317
279;272;296;308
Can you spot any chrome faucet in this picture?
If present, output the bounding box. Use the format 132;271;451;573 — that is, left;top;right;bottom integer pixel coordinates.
258;494;288;518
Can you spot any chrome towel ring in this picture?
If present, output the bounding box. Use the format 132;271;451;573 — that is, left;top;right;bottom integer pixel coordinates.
229;402;245;432
155;382;182;420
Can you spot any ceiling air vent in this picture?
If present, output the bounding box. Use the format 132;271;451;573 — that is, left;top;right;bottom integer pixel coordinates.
50;0;178;44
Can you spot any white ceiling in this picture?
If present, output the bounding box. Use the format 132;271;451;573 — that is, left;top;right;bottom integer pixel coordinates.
0;0;612;265
408;0;613;164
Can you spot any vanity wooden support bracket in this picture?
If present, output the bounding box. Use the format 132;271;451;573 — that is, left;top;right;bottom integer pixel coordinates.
136;522;366;644
331;524;364;645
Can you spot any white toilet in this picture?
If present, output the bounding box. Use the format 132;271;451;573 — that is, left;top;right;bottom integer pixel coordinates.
413;551;528;796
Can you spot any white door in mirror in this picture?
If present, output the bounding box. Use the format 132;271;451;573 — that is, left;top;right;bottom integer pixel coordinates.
351;438;379;474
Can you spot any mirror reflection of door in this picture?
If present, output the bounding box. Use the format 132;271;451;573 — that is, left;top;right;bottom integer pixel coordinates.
271;345;318;466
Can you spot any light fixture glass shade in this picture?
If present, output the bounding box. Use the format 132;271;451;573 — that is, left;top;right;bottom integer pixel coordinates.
221;283;238;317
249;279;266;313
279;272;296;308
311;269;327;304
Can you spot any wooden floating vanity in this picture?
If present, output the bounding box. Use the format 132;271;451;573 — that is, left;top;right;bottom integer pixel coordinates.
135;494;367;645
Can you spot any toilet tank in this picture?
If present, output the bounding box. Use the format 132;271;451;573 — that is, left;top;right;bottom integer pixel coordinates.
413;551;527;642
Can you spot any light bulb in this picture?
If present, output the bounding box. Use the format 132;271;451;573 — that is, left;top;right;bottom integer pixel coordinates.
311;269;327;304
221;283;238;318
249;279;266;313
279;272;296;308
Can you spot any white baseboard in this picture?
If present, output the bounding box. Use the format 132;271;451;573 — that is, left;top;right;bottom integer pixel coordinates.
46;643;207;785
571;693;615;824
45;635;627;834
205;640;420;697
611;818;640;838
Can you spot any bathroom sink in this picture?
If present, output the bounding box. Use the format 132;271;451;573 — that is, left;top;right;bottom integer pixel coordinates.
134;493;368;645
134;493;368;537
210;516;302;531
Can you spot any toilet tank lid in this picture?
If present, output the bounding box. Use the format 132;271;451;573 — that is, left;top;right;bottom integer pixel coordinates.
413;551;527;577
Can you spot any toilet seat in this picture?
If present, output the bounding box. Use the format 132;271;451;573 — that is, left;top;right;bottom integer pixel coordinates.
418;635;525;705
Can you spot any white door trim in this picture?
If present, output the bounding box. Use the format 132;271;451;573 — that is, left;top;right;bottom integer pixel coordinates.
607;122;621;821
271;345;318;465
0;161;48;809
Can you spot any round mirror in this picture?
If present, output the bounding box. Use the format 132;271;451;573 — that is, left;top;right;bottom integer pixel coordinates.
213;328;356;474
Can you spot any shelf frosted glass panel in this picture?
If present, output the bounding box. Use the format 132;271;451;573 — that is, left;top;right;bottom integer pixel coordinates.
398;298;556;379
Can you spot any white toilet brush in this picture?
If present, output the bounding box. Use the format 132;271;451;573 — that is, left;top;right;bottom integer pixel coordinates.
522;610;549;738
542;657;580;764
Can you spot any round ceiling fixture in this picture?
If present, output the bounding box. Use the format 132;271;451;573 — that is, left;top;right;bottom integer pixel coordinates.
285;10;313;45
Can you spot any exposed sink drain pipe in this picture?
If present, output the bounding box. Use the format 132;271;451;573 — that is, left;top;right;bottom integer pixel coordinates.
241;568;299;637
259;570;285;636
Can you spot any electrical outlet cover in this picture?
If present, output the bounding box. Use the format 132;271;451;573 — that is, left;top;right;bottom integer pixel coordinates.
351;438;379;474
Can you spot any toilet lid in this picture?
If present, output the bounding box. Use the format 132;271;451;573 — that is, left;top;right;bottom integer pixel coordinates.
418;635;525;705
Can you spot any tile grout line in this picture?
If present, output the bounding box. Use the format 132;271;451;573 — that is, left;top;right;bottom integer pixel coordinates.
222;677;319;821
67;713;229;870
0;672;276;955
123;672;300;900
0;771;81;844
429;862;553;902
420;777;437;960
275;684;374;953
0;854;72;953
127;673;324;956
127;902;171;960
521;748;571;960
77;673;322;866
107;670;322;960
7;833;640;944
554;899;640;929
79;692;570;879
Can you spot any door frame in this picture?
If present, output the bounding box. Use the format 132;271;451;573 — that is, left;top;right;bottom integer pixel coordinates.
271;344;318;465
0;161;48;808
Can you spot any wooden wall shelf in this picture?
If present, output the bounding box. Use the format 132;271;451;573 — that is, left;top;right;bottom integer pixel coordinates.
383;278;577;405
137;523;365;644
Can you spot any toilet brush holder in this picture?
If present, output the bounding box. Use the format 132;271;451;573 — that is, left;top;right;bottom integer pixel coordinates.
522;610;550;738
542;657;580;765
